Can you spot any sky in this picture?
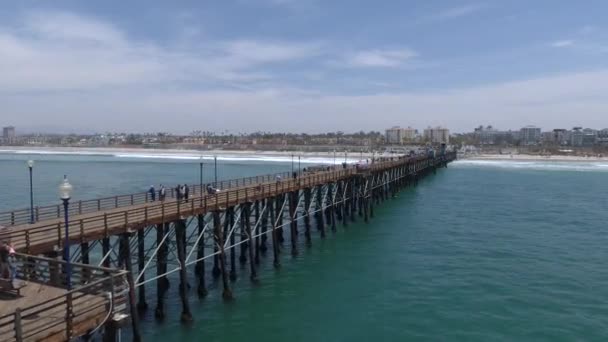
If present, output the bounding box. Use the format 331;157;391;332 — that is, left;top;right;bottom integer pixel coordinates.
0;0;607;134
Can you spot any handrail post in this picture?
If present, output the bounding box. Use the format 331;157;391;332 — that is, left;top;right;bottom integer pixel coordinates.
14;308;23;342
66;292;74;340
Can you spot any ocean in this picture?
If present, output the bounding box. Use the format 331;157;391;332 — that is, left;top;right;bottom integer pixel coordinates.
1;152;607;341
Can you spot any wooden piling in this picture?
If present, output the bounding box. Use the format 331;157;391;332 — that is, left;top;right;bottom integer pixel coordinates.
118;233;142;342
289;191;298;256
154;224;168;320
196;214;207;297
244;204;257;282
303;188;312;246
136;228;147;312
315;185;325;237
228;208;237;282
175;219;193;322
270;198;280;268
214;211;233;300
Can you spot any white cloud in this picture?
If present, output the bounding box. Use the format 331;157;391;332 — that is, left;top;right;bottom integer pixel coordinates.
3;69;608;133
433;4;484;20
338;48;418;68
551;40;574;48
0;10;322;92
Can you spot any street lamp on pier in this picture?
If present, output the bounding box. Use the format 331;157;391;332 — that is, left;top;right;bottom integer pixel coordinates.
214;155;218;188
27;160;34;224
59;175;73;290
199;156;204;194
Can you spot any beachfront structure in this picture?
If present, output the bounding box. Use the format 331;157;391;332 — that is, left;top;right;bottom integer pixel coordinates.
423;126;450;144
385;126;417;144
0;152;456;341
2;126;15;144
519;126;541;145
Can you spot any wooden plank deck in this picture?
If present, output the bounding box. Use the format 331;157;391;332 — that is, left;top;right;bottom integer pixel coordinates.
0;282;113;342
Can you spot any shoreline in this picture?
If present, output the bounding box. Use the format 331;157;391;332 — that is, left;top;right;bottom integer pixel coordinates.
0;146;384;162
460;154;608;163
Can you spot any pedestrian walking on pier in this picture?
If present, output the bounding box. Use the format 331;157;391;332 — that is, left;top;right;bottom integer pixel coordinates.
149;185;156;201
184;184;190;202
159;184;166;201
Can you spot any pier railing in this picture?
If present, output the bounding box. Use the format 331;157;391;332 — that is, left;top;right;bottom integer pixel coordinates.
0;155;454;254
0;253;129;342
0;169;298;227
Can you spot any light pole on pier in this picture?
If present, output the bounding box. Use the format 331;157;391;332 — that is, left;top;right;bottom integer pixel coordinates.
199;156;204;194
291;154;294;174
27;160;34;224
214;155;218;188
58;175;73;290
298;155;301;175
333;150;336;166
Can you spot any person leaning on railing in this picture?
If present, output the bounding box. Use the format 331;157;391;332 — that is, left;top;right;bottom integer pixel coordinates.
0;240;16;281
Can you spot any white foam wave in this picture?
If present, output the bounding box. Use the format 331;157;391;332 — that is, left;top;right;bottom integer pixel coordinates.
453;159;608;172
0;149;364;164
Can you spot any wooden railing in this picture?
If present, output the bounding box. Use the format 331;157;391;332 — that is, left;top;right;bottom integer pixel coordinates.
0;154;456;255
0;170;297;227
0;254;129;342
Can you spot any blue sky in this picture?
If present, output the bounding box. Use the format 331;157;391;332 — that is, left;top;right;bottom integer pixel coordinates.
1;0;607;133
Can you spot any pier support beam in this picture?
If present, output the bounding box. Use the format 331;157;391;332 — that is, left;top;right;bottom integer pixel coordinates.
270;198;280;268
303;188;312;246
136;228;147;312
315;186;325;238
244;204;257;282
254;200;261;264
228;208;237;282
260;199;269;254
196;214;207;297
214;211;233;300
155;224;168;320
175;219;193;323
118;233;142;342
289;191;298;256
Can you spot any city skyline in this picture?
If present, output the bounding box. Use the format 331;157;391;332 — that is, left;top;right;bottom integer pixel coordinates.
1;1;607;132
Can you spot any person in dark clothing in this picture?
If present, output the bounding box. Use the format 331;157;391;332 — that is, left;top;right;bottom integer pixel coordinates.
176;185;182;200
292;171;297;179
149;185;156;201
184;184;190;202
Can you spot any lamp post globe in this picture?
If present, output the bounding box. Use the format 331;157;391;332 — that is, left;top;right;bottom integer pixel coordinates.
59;175;73;290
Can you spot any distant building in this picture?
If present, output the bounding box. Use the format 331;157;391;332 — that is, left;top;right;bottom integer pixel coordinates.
423;126;450;144
385;126;417;144
2;126;15;144
474;125;498;144
519;126;541;145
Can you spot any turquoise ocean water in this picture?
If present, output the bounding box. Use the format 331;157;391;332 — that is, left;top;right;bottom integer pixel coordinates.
1;152;607;341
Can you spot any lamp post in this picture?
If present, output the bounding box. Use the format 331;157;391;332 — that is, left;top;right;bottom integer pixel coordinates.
27;160;34;224
291;154;294;174
199;156;204;194
298;155;301;174
344;151;347;164
59;175;73;290
333;150;336;166
214;155;218;188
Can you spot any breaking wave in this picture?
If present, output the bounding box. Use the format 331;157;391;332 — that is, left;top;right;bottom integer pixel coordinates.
453;159;608;172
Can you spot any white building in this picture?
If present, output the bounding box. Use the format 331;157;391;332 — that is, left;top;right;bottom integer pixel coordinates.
385;126;417;144
423;126;450;144
519;126;541;145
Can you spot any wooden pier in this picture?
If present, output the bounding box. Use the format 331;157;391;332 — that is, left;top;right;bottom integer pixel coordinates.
0;152;456;341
